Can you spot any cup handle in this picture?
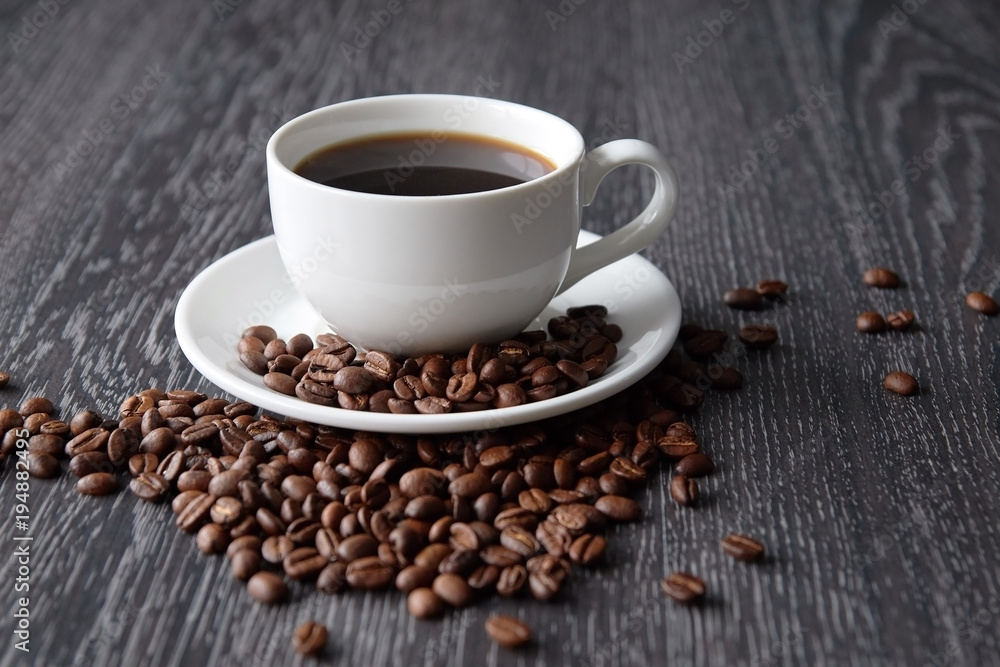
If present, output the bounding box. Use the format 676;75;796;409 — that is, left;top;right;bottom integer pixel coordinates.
556;139;679;295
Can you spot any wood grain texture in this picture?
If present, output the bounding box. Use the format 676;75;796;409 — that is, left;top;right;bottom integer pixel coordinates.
2;0;999;665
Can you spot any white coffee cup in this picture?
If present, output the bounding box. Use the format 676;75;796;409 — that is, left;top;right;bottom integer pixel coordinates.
266;94;678;356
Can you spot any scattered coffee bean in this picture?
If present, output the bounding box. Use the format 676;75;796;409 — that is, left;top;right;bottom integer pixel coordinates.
863;267;900;288
77;472;118;496
292;620;327;657
674;453;715;478
0;372;9;389
856;311;887;334
738;324;778;349
884;371;918;396
485;615;532;649
720;533;765;562
755;279;788;299
886;310;916;331
247;571;288;604
966;291;999;316
407;587;445;619
722;287;763;310
670;475;699;507
661;572;706;604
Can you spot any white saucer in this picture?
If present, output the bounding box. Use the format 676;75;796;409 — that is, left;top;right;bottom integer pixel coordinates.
174;231;681;434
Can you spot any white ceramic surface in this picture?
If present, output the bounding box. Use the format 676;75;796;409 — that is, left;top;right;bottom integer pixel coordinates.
266;94;679;356
174;231;682;434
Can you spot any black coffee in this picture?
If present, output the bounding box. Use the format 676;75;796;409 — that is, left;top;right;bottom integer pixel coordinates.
294;131;556;196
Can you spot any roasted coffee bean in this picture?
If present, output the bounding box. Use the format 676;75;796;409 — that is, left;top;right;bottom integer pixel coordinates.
550;504;605;534
739;324;778;349
263;372;297;396
173;490;205;517
670;475;699;507
39;420;70;437
227;535;262;560
863;267;900;288
19;396;54;417
77;471;117;496
755;279;788;299
432;572;473;608
486;615;532;648
496;564;528;597
407;587;445;619
710;366;743;390
196;523;230;555
535;519;573;558
315;561;348;594
500;526;541;557
609;457;646;484
27;452;60;479
493;383;526;409
565;533;603;566
856;311;887;333
0;371;8;389
721;533;766;562
438;548;481;576
661;572;706;604
723;287;763;310
130;472;171;502
107;428;139;466
683;331;729;359
262;535;295;564
449;471;493;498
247;571;288;604
675;453;715;477
243;325;277;344
67;451;112;478
29;433;65;458
396;565;437;594
657;434;699;459
966;291;999;315
886;309;916;331
595;495;641;522
0;408;24;432
230;548;262;581
337;534;380;563
65;427;109;457
292;620;327;657
884;371;918;396
284;547;328;580
518;488;554;514
210;496;244;528
176;492;216;531
345;556;394;589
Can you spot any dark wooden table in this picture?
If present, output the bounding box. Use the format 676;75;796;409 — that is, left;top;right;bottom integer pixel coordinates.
2;0;999;665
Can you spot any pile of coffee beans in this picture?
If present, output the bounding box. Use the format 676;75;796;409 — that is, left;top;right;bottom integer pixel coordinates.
0;309;772;655
238;306;621;414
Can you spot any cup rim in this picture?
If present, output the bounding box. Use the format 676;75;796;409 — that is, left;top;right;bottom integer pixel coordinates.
266;93;586;200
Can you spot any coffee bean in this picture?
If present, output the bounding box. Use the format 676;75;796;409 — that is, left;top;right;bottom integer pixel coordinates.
28;452;60;478
292;620;327;657
130;472;171;502
0;408;24;432
856;311;887;333
535;519;573;558
966;291;999;316
661;572;706;604
77;472;117;496
485;615;532;649
886;309;916;331
518;488;553;514
500;526;541;557
0;371;8;389
496;564;528;597
345;556;394;589
738;324;778;349
595;495;641;522
196;523;230;555
567;534;606;566
243;325;277;344
609;457;646;484
720;533;765;562
284;547;328;580
65;427;109;457
407;587;445;618
231;548;262;581
449;471;493;498
176;492;216;531
675;453;715;477
723;287;763;310
396;565;437;594
670;475;699;506
432;572;473;608
710;366;743;390
337;534;380;563
67;451;111;478
19;396;54;417
755;279;788;299
247;571;288;604
863;267;900;288
317;561;348;594
884;371;918;396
